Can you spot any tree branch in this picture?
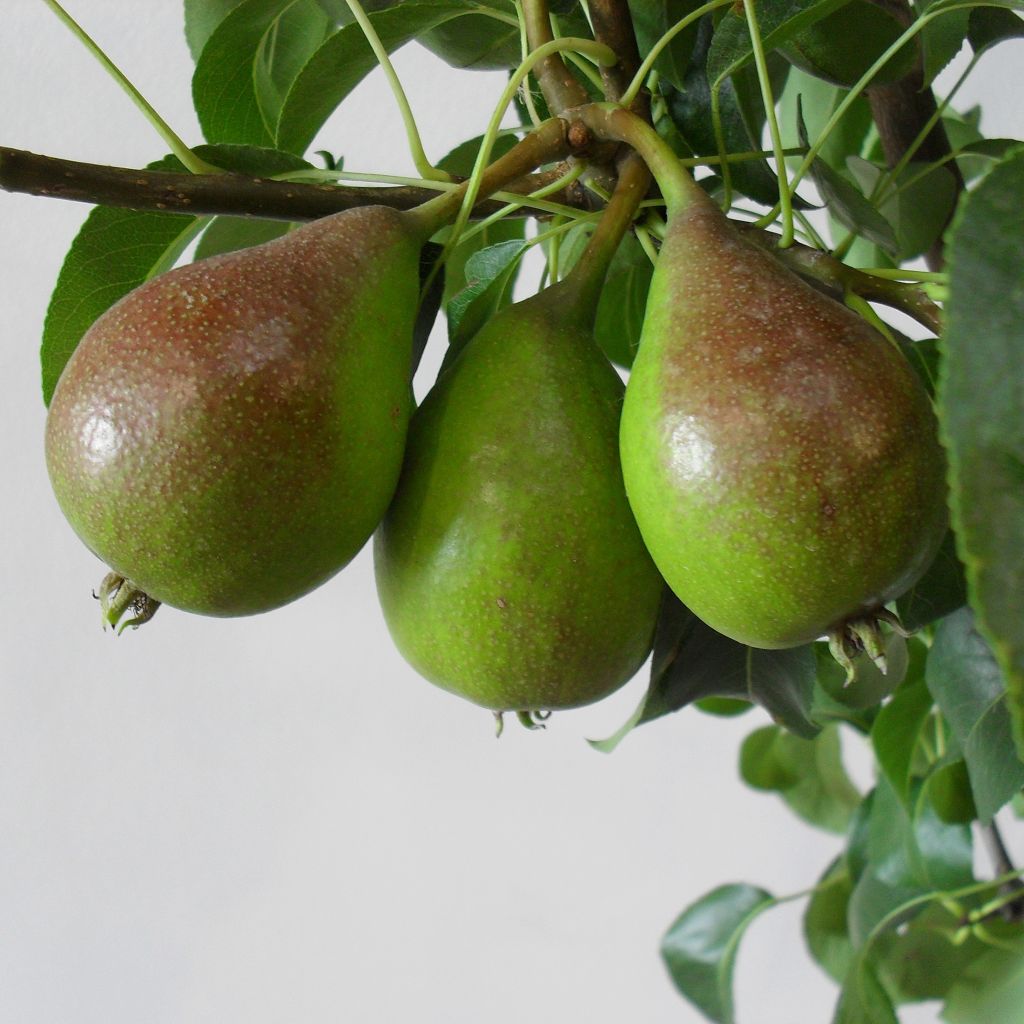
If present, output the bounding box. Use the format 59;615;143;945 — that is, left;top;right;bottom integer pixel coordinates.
0;146;593;222
864;0;965;271
521;0;590;115
586;0;650;117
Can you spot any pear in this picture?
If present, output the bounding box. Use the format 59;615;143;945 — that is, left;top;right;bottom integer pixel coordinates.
374;276;663;714
46;205;426;617
619;181;948;651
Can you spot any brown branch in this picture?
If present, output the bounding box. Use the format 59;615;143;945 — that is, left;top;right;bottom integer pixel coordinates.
587;0;650;118
864;0;965;271
0;146;595;222
521;0;590;115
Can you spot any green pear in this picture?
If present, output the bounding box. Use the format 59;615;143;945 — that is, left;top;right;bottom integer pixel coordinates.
46;205;426;617
374;280;663;713
620;186;948;650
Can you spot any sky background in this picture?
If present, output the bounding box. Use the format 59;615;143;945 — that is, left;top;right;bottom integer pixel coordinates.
0;4;1021;1022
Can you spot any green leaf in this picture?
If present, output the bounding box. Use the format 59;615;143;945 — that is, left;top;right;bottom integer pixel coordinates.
41;204;200;406
628;0;705;89
871;676;934;806
661;883;775;1024
925;758;978;824
833;958;898;1024
943;941;1024;1023
918;0;971;86
184;0;247;61
591;592;819;752
968;6;1024;54
926;608;1024;823
40;144;312;403
805;858;855;983
706;0;848;85
192;0;293;147
896;529;968;631
418;2;521;69
741;724;861;832
797;108;897;252
942;145;1024;760
662;19;786;207
444;239;528;353
194;217;292;260
275;1;469;155
436;134;525;310
253;0;333;132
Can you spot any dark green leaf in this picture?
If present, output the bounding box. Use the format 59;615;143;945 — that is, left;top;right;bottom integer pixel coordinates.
192;0;292;147
275;1;469;155
918;0;971;86
896;529;968;631
661;883;775;1024
591;592;819;752
942;145;1024;760
871;676;934;806
419;4;520;69
40;144;311;403
926;608;1024;823
412;242;445;377
797;106;897;252
628;0;705;89
662;19;785;207
968;6;1024;54
706;0;848;85
925;758;977;824
444;239;528;353
804;858;855;983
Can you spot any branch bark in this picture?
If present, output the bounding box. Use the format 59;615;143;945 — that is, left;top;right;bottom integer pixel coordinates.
864;0;965;271
587;0;650;117
0;146;593;222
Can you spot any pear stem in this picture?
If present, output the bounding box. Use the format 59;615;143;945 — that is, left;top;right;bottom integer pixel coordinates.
575;105;707;217
406;118;572;238
556;152;651;326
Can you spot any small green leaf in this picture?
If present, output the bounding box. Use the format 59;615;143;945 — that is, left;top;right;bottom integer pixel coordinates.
444;239;528;353
805;859;855;983
833;958;898;1024
871;676;934;806
661;883;775;1024
275;1;469;155
797;108;897;252
896;529;968;631
926;608;1024;823
943;941;1024;1023
741;722;864;834
591;592;819;752
942;146;1024;760
925;759;978;824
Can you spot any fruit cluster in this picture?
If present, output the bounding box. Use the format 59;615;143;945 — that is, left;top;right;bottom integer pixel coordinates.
43;106;947;721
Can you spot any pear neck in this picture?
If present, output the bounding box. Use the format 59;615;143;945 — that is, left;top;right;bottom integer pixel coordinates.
557;151;652;330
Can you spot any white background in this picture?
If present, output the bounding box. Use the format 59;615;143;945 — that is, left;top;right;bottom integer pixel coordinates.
0;3;1021;1022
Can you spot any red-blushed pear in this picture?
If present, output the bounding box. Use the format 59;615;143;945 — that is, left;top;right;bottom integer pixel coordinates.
592;108;948;667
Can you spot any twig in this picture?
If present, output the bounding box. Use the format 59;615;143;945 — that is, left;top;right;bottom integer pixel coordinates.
586;0;650;117
981;822;1024;923
0;146;591;222
521;0;590;114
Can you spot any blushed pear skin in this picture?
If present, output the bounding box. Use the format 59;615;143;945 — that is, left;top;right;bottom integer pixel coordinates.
620;194;948;649
45;206;423;616
374;286;664;712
